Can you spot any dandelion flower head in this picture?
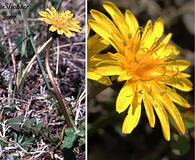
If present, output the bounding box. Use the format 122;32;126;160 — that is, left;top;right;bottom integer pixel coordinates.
89;1;193;141
39;7;81;37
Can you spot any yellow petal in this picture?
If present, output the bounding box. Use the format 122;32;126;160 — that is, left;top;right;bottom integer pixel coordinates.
88;54;113;69
125;10;139;36
161;33;172;45
164;71;191;79
159;84;191;108
88;20;123;52
95;62;123;76
50;7;57;14
166;60;190;72
152;82;186;137
141;20;153;49
155;43;179;60
57;29;64;35
153;100;170;141
64;30;73;37
46;7;57;16
90;9;123;41
153;17;164;39
153;33;172;59
143;92;155;128
108;52;125;61
87;71;112;86
132;92;142;110
122;101;142;134
145;86;170;141
92;54;112;62
49;25;57;32
141;20;152;44
116;82;135;113
162;78;193;92
38;18;53;24
39;11;48;17
117;70;133;82
103;1;129;42
68;26;81;32
88;34;109;57
141;18;164;49
160;95;185;135
167;91;191;108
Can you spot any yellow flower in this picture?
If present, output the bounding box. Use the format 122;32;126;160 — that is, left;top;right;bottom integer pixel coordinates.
89;1;192;141
87;24;112;85
38;7;81;37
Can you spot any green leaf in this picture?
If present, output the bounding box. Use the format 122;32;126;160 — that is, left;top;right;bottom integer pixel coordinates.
49;134;60;143
3;102;17;112
22;118;37;133
0;43;6;55
20;138;34;150
76;130;85;137
171;134;191;156
6;115;24;131
0;140;6;148
15;36;23;55
60;128;77;149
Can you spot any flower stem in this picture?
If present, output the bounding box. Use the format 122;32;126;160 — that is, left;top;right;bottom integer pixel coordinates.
45;39;77;131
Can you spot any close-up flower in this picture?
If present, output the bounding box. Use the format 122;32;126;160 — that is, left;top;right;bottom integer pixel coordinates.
88;1;193;141
87;25;112;85
38;7;81;37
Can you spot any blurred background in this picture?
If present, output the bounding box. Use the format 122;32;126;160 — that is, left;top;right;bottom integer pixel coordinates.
87;0;194;160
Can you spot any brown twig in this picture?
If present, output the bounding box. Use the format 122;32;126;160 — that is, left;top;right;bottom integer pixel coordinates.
44;0;48;10
45;39;77;131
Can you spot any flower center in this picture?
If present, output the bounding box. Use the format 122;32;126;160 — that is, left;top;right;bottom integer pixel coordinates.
122;47;164;81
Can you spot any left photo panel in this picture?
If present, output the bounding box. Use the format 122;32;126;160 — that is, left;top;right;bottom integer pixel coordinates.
0;0;85;159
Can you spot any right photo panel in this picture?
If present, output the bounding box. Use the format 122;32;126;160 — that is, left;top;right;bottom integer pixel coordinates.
87;0;194;160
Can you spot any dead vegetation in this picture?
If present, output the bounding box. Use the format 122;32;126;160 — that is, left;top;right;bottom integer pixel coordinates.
0;0;85;159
